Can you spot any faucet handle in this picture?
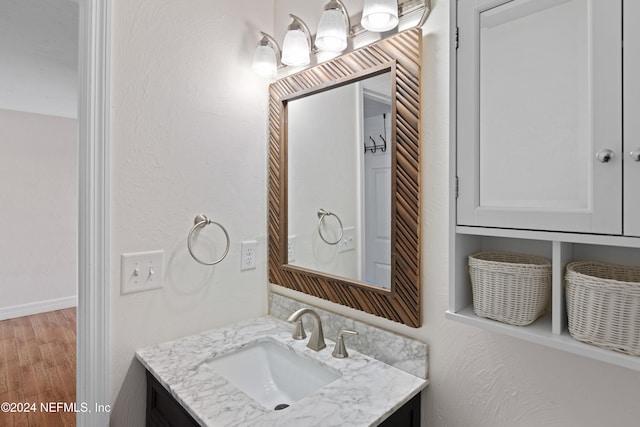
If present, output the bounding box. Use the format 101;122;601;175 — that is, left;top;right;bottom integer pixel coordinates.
332;329;359;358
292;319;306;340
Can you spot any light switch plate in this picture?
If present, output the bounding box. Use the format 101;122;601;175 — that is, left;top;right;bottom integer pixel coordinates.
339;227;356;253
121;250;164;295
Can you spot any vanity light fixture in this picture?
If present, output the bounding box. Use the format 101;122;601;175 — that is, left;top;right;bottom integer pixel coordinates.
361;0;399;32
281;14;313;67
252;32;281;77
315;0;352;53
252;0;431;77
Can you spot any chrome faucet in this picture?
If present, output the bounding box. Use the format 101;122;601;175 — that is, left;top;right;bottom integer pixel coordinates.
286;308;326;351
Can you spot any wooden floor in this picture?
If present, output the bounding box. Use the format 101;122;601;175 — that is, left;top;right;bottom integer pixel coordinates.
0;308;76;427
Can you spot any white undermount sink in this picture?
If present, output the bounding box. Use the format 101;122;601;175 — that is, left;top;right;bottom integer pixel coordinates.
203;339;341;410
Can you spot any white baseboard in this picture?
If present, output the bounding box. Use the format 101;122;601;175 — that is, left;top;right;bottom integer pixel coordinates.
0;296;78;321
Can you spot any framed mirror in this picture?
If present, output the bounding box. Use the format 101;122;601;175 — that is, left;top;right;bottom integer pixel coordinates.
268;28;422;327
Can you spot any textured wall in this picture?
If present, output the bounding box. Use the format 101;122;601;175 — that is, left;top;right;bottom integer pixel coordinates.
109;1;273;424
271;1;640;426
0;109;77;318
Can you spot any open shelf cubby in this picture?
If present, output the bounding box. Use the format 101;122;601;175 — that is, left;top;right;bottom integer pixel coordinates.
448;227;640;372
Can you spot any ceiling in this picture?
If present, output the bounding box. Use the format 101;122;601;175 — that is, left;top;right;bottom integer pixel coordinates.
0;0;78;118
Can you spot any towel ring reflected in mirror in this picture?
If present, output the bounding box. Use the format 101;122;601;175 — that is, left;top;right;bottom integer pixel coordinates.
317;209;344;245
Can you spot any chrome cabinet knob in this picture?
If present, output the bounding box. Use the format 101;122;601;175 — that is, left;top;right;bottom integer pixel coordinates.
595;149;615;163
630;148;640;162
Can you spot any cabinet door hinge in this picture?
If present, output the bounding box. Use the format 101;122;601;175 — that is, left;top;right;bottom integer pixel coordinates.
455;27;459;49
455;176;459;199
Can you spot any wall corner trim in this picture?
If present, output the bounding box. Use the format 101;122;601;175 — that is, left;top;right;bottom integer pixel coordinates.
77;0;111;425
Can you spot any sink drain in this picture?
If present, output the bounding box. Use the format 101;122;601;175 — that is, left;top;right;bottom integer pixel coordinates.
274;403;290;411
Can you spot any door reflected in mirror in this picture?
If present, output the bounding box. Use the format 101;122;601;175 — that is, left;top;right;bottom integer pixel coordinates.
287;72;393;289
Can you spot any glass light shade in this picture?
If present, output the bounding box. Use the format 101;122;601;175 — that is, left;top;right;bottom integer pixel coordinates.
361;0;399;32
315;8;348;52
282;29;310;66
252;44;278;77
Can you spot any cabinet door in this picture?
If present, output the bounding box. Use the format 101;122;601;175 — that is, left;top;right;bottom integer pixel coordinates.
624;0;640;237
457;0;622;234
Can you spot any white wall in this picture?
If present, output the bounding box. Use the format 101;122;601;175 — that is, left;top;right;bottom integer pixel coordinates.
0;108;77;319
0;0;78;118
271;1;640;426
108;1;273;424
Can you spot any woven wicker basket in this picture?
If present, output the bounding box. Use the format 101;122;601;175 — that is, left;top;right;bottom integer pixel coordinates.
469;252;552;326
565;261;640;356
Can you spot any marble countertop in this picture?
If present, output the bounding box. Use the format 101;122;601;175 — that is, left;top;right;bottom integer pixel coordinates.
136;316;428;427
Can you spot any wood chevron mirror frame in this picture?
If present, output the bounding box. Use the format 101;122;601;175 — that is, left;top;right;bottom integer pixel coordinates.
268;28;422;327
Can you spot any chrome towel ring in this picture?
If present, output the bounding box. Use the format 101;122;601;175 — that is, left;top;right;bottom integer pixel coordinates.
187;214;230;265
317;208;344;245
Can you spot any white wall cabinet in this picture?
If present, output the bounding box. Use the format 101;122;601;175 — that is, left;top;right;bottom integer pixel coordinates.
450;0;640;371
624;0;640;237
456;0;627;235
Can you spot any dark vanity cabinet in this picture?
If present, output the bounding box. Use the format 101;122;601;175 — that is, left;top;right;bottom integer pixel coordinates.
379;392;421;427
146;371;199;427
146;369;421;427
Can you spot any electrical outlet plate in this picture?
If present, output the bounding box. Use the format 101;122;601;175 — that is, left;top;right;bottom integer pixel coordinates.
121;250;164;295
287;235;296;262
241;240;257;271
